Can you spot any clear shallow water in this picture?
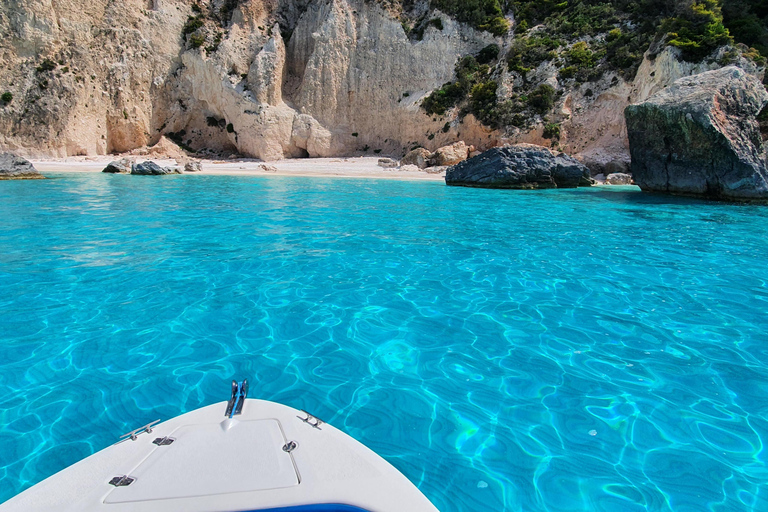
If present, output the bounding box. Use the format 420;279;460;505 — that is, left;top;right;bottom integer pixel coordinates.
1;173;768;511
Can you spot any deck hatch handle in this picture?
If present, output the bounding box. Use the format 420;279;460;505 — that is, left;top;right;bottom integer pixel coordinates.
152;436;175;446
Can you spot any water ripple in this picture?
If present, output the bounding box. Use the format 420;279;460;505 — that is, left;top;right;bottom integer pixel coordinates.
1;176;768;511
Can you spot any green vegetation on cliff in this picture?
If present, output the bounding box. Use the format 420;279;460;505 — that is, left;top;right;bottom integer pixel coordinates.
421;0;767;139
431;0;510;35
510;0;740;71
422;50;505;126
722;0;768;57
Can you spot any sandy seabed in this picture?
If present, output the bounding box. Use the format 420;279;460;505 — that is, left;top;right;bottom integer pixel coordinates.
29;156;446;182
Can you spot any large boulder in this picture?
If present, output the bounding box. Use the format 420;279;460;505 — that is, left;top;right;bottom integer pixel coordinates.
431;141;469;166
401;148;431;169
445;144;590;189
184;160;203;172
377;158;398;168
102;158;133;174
606;173;633;185
131;161;181;175
625;66;768;201
0;153;44;180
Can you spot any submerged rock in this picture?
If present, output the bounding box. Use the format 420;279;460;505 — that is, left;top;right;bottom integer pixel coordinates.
625;66;768;201
131;161;180;175
102;158;133;174
445;144;590;189
0;153;44;180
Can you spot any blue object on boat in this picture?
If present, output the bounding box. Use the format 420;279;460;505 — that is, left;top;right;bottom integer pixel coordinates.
226;378;249;418
245;505;372;512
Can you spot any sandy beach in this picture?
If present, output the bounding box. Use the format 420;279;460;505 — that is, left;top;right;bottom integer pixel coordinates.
29;156;447;181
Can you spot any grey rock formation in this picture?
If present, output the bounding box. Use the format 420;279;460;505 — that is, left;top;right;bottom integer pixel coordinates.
377;158;398;168
606;173;633;185
131;161;180;175
184;161;203;172
445;144;591;189
0;153;44;179
625;66;768;200
102;158;133;174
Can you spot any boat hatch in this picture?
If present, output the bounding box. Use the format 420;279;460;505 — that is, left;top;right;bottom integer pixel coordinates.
105;419;299;504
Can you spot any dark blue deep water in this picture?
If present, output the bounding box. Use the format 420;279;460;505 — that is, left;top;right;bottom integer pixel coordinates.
1;173;768;511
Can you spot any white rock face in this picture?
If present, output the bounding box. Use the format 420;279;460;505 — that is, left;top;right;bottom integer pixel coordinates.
0;0;188;157
0;0;763;164
0;0;498;159
248;24;286;106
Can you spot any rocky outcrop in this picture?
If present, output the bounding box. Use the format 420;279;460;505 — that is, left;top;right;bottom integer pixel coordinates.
131;161;181;175
625;66;768;201
446;144;591;189
0;153;44;179
102;158;133;174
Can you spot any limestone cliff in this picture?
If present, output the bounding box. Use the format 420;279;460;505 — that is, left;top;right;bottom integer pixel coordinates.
0;0;764;164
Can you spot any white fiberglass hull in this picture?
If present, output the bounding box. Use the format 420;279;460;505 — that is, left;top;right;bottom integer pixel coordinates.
0;399;439;512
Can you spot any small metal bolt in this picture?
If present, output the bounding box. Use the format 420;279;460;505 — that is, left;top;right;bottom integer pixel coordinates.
282;441;298;453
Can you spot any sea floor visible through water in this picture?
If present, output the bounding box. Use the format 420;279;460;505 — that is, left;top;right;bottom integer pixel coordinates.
1;173;767;511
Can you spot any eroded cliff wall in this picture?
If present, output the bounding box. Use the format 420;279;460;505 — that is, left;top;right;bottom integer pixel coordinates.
0;0;762;163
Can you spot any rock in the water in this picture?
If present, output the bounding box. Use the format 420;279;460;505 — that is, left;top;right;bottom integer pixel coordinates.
445;144;590;189
0;153;44;180
377;158;398;168
102;158;133;174
431;141;469;166
401;148;431;169
184;160;203;172
606;173;633;185
625;66;768;200
131;161;176;175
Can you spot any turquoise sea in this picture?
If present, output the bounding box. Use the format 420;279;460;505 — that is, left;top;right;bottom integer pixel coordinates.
1;173;768;511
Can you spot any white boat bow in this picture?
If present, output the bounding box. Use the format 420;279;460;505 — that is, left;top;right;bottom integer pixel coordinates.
1;392;439;512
